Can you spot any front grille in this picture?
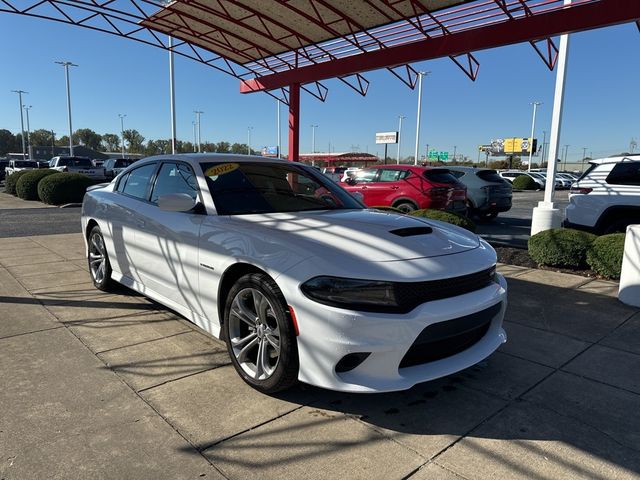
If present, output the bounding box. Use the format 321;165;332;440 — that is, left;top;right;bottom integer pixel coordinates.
392;266;496;313
399;302;501;368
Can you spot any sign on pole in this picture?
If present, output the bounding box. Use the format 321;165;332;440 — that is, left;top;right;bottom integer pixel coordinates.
375;132;398;144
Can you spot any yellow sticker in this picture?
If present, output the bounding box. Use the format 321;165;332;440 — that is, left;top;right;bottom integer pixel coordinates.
204;163;239;177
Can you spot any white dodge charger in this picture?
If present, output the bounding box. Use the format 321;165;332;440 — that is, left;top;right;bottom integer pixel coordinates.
81;154;507;393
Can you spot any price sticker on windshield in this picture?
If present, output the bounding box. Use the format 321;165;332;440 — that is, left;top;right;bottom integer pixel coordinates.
204;163;239;177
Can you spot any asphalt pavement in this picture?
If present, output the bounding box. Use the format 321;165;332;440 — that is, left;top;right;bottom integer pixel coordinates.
0;207;82;238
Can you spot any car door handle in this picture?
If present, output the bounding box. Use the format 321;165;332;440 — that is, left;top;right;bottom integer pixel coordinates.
391;186;400;190
361;186;368;190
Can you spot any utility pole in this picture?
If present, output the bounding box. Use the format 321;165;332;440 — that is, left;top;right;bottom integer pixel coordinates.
247;126;253;155
582;146;587;172
453;145;457;163
396;115;405;164
414;71;430;165
310;124;318;153
23;105;33;160
563;144;570;171
169;36;177;154
528;101;542;171
194;111;203;152
192;122;197;150
51;130;55;157
55;61;78;156
11;90;27;159
119;114;126;158
276;99;281;158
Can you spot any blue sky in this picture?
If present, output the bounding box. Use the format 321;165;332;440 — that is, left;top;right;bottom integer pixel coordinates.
1;12;639;162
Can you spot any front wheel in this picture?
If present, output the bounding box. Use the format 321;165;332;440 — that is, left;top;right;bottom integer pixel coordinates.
223;273;299;393
394;201;417;214
87;225;116;292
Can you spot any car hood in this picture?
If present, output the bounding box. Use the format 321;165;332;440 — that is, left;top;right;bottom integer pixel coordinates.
227;209;479;262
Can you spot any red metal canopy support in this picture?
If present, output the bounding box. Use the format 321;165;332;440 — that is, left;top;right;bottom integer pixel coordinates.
288;83;300;162
241;0;640;93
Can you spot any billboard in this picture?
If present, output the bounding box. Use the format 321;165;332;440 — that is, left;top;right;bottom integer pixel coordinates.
261;146;278;157
375;131;398;144
488;138;537;156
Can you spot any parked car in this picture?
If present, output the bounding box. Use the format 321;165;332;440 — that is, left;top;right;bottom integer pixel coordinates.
531;172;564;189
342;165;467;215
103;158;137;180
499;170;545;189
557;172;577;187
49;156;106;179
82;154;507;393
565;155;640;233
0;160;9;181
447;166;512;220
321;166;348;182
340;167;361;183
5;159;38;177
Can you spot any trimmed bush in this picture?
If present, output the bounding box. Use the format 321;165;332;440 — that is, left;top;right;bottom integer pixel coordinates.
15;169;57;200
587;233;625;279
37;173;94;205
512;175;537;190
409;209;477;232
4;170;30;195
370;206;403;213
528;228;597;268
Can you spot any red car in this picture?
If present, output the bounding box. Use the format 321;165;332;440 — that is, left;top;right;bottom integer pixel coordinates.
342;165;467;214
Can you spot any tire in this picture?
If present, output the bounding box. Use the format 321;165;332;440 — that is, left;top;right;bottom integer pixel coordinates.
223;273;299;393
87;225;116;292
602;217;634;235
480;211;498;221
394;201;417;214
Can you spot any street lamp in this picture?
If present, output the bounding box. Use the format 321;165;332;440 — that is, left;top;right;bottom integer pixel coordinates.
310;125;318;153
563;144;570;171
55;61;78;156
194;111;203;152
168;36;177;155
247;126;253;155
11;90;28;159
118;114;126;158
23;105;32;160
396;115;405;164
528;101;542;171
414;71;430;165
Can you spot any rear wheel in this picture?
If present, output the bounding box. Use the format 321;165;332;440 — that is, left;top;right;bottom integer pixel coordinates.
601;217;636;234
87;226;116;292
394;201;417;214
223;273;299;393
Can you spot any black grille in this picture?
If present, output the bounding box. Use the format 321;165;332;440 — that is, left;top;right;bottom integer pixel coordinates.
399;302;502;369
392;266;496;313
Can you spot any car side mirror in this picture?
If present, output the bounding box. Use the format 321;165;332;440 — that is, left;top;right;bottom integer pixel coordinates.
158;193;197;212
345;177;357;186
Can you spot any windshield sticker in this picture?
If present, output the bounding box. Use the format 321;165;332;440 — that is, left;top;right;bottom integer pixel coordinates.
205;163;239;177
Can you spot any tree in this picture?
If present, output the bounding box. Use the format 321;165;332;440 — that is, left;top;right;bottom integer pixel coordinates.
122;129;145;153
101;133;120;152
215;141;231;153
177;140;194;153
144;139;171;156
56;135;69;147
75;128;102;151
230;143;250;154
29;129;54;148
0;129;17;155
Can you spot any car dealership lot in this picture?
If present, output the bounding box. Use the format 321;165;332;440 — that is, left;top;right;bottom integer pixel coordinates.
1;232;638;479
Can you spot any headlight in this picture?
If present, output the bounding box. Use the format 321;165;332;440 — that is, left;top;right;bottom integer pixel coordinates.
300;276;398;311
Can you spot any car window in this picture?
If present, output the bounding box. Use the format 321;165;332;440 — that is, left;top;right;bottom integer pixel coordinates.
116;172;130;192
68;158;93;168
476;170;503;182
121;163;156;200
151;163;199;204
606;162;640;186
354;169;377;183
449;170;465;178
423;170;459;184
378;169;403;182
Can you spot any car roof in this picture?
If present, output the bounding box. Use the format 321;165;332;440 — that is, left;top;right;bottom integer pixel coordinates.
448;166;493;172
137;153;298;167
589;155;640;165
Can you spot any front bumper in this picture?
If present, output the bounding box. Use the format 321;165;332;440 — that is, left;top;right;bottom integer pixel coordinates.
282;270;508;393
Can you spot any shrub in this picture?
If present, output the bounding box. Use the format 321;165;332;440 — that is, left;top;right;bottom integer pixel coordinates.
38;173;94;205
4;170;30;195
15;169;57;200
409;209;477;232
528;228;597;268
512;175;537;190
370;206;403;213
587;233;625;279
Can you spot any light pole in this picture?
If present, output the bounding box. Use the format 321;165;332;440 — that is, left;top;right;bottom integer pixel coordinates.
527;101;542;171
276;99;281;158
396;115;405;164
55;61;78;156
414;71;430;165
169;36;177;154
563;144;570;171
194;111;203;152
247;126;253;155
119;114;126;158
541;130;547;166
51;130;56;157
310;125;318;153
11;90;27;159
453;145;457;163
23;105;32;160
192;122;197;150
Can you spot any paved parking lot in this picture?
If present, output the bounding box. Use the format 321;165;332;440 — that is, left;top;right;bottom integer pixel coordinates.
1;232;639;479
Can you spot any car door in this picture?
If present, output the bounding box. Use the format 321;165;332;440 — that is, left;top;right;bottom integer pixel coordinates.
365;168;411;206
132;161;205;313
350;169;379;205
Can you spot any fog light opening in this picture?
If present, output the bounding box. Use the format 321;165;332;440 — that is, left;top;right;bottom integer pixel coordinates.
335;352;371;373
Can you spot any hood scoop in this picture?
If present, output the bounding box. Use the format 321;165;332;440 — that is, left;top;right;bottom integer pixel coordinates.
389;226;433;237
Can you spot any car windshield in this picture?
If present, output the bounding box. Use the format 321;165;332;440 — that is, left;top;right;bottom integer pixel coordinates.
476;170;504;182
14;161;33;167
201;161;363;215
423;169;460;184
115;159;135;168
58;157;93;167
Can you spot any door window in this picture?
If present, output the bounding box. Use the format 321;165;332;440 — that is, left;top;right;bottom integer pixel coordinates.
378;169;404;182
606;162;640;186
354;169;377;183
121;163;156;200
151;163;199;204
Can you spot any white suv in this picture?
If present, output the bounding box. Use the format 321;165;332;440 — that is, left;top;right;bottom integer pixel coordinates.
565;156;640;234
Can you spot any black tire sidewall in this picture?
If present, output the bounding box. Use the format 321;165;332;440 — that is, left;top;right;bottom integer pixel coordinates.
223;273;299;393
88;226;114;291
